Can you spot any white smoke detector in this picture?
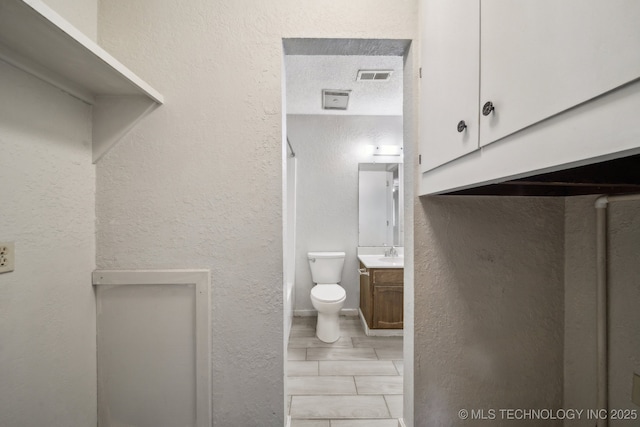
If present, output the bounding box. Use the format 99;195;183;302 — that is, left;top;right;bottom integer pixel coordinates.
356;69;393;81
322;89;351;110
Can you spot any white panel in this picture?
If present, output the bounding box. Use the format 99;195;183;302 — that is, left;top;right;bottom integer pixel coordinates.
94;270;210;427
420;0;480;171
480;0;640;147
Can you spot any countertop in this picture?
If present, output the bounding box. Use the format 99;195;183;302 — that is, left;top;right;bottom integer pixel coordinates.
357;254;404;269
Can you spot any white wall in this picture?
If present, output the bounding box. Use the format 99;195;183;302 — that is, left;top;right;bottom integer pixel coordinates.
43;0;97;41
414;196;565;426
402;44;417;426
287;114;403;312
0;61;96;427
284;156;297;342
96;1;417;425
564;196;640;426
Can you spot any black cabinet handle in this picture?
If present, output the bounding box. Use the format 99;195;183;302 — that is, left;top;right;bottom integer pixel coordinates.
457;120;467;133
482;101;495;116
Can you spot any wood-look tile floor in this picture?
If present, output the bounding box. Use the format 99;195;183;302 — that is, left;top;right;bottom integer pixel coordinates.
287;316;403;427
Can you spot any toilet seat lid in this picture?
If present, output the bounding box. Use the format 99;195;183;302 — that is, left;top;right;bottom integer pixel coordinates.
311;284;346;302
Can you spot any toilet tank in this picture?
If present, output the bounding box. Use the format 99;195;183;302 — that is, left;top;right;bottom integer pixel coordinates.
307;251;345;284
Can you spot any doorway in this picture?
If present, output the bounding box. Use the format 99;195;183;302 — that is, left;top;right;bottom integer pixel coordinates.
282;38;415;426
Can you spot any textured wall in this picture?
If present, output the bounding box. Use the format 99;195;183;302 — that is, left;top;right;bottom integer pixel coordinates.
607;200;640;424
96;1;417;425
284;156;297;343
414;196;565;426
287;115;403;312
402;44;417;427
42;0;97;41
0;62;96;426
563;196;598;425
564;197;640;426
285;55;403;115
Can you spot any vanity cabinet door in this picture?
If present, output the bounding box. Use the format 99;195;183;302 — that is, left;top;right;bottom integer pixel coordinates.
360;266;404;330
480;0;640;147
359;263;373;327
372;268;403;329
372;269;403;285
373;284;404;329
420;0;480;172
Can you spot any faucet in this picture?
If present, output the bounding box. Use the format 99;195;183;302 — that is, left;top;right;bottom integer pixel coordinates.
386;246;398;257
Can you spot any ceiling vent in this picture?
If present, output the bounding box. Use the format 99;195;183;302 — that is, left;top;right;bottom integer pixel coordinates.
357;69;393;82
322;89;350;110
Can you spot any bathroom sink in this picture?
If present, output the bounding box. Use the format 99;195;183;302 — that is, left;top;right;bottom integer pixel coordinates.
378;257;403;263
357;253;404;268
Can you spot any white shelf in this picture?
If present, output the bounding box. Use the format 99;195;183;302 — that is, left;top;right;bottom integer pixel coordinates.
0;0;164;162
0;0;163;104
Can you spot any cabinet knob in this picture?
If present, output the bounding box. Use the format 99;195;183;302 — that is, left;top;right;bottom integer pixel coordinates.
457;120;467;133
482;101;495;116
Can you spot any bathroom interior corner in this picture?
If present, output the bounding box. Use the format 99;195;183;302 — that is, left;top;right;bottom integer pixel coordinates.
282;42;410;423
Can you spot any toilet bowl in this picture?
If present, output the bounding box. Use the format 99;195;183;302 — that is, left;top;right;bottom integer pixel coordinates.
310;284;346;343
307;251;346;343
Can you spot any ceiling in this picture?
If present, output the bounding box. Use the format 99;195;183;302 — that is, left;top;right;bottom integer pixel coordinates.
285;55;403;116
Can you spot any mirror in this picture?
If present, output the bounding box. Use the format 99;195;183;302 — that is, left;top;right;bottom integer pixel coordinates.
358;163;403;246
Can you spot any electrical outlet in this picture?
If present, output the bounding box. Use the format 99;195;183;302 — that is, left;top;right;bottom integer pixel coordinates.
633;373;640;407
0;242;15;273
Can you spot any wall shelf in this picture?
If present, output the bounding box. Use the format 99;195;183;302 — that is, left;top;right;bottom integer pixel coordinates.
0;0;165;162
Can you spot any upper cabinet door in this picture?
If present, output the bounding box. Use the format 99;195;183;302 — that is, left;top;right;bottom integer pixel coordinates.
420;0;480;172
479;0;640;147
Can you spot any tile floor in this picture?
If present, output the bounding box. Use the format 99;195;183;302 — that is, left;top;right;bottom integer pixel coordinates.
287;316;403;427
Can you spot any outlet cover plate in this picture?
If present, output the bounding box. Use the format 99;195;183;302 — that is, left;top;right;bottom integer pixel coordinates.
0;242;15;273
633;373;640;407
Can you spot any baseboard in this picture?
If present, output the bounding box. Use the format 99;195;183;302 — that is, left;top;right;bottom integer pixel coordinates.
293;308;359;317
398;417;407;427
358;308;404;337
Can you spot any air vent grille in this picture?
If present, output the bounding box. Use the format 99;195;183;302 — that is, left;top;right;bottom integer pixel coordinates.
357;69;393;81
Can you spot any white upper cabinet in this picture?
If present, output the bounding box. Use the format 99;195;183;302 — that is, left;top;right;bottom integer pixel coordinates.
479;0;640;147
419;0;640;192
419;0;480;172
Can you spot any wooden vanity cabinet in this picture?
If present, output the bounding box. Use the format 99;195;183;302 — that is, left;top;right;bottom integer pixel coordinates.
359;263;403;329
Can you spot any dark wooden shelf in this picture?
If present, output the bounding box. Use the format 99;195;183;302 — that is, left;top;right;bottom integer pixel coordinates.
446;154;640;197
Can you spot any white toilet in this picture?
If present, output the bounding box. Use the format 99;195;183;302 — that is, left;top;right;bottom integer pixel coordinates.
308;251;346;343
